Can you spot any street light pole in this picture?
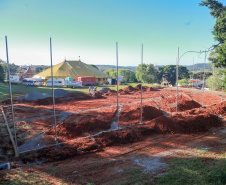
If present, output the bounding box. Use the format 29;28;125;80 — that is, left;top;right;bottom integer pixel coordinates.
176;47;179;114
202;51;207;107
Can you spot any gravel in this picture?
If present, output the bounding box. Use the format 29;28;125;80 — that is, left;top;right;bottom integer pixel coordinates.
52;89;69;97
99;87;111;94
20;92;50;101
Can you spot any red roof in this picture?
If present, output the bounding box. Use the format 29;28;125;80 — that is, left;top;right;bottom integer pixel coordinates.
25;66;34;74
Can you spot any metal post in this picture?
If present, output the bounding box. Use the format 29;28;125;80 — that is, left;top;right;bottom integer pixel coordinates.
192;57;194;89
5;36;19;157
176;47;179;114
116;42;119;130
212;66;215;91
202;51;207;107
222;74;224;102
50;38;58;144
140;44;143;124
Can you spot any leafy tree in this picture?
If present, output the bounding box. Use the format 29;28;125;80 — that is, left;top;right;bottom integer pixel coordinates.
118;69;137;82
178;79;189;86
136;64;159;83
206;69;224;90
158;65;190;85
194;71;213;79
35;66;44;73
103;69;117;78
0;64;5;82
9;63;18;73
200;0;226;67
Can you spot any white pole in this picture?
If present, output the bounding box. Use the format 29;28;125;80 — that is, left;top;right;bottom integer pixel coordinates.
140;44;143;124
212;66;215;91
50;38;58;144
202;51;207;107
222;74;224;102
192;57;194;89
116;42;119;130
5;36;19;157
176;47;179;114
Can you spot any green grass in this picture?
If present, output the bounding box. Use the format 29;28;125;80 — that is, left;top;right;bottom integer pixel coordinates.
0;82;160;101
155;149;226;185
118;167;150;185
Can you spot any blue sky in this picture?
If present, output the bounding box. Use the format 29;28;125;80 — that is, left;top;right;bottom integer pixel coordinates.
0;0;220;66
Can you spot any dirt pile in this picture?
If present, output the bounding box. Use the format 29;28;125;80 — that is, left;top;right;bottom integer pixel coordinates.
119;90;130;95
93;92;104;99
32;97;61;105
22;125;153;163
96;129;143;147
210;101;226;116
46;107;117;139
134;84;142;90
104;90;117;96
147;112;222;134
120;105;163;125
158;94;201;112
146;87;154;92
123;86;136;92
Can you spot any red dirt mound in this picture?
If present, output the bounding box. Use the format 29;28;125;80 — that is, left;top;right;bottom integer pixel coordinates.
134;84;142;90
46;107;117;139
104;90;117;96
93;92;104;99
123;86;136;92
96;129;143;147
120;105;163;125
119;90;130;95
32;97;62;105
147;113;222;134
146;87;154;91
210;101;226;116
158;94;201;112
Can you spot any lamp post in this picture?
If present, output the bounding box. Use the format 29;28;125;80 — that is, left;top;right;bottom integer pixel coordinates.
176;49;208;113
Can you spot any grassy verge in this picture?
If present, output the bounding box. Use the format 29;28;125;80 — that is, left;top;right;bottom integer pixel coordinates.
0;82;161;101
154;148;226;185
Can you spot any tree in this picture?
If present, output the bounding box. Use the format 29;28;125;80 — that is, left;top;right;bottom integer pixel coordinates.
158;65;190;85
119;69;137;82
200;0;226;67
0;60;6;81
0;64;5;82
35;66;44;73
103;69;117;78
9;63;18;73
136;64;159;83
178;79;189;86
206;69;223;90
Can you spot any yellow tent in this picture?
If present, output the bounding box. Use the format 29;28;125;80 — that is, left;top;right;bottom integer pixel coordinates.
34;60;108;81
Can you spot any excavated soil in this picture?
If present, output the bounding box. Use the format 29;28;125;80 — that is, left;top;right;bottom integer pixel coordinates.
119;104;163;125
158;94;201;113
46;106;117;140
147;112;222;134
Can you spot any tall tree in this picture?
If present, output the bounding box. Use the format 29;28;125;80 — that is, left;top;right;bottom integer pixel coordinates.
119;69;137;82
158;65;190;85
35;66;44;73
200;0;226;67
136;64;159;83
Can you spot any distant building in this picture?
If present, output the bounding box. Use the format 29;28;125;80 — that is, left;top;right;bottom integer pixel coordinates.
33;60;108;84
22;66;36;79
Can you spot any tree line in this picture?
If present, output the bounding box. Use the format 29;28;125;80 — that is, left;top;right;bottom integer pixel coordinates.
104;64;191;85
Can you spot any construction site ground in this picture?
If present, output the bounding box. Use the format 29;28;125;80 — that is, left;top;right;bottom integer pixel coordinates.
0;86;226;184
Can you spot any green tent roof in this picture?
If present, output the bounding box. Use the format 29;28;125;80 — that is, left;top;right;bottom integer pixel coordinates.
34;60;108;79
